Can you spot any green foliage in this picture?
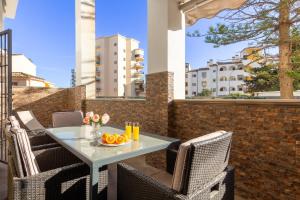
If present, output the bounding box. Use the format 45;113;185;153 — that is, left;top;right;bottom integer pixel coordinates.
222;93;264;99
197;89;212;97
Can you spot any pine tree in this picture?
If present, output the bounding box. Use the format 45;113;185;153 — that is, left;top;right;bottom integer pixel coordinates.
189;0;300;99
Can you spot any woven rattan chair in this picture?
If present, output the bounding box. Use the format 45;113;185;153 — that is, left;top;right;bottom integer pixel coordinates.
117;131;234;200
52;111;83;128
14;111;59;150
7;128;108;200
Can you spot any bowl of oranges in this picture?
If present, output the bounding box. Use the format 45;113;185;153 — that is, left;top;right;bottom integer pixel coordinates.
99;133;130;147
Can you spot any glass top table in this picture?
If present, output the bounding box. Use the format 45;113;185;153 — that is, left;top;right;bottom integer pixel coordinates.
47;126;178;200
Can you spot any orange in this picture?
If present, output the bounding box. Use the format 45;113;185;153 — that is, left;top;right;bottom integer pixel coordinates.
106;135;116;144
116;135;125;144
122;134;129;142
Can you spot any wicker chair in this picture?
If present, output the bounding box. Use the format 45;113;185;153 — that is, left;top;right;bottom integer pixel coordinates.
52;111;83;128
117;131;234;200
14;111;59;150
7;128;108;200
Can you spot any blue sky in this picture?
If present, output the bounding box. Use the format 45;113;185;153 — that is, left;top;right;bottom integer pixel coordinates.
5;0;248;88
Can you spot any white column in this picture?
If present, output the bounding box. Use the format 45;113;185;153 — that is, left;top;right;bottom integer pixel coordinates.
75;0;96;98
148;0;186;99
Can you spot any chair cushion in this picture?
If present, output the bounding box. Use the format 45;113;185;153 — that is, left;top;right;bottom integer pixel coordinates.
16;111;45;131
8;116;21;130
14;128;40;176
52;111;83;128
172;131;227;192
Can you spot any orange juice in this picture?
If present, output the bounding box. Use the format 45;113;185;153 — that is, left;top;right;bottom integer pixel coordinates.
133;123;140;141
125;122;132;139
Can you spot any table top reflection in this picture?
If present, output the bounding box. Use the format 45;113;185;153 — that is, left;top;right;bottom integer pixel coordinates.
47;125;177;166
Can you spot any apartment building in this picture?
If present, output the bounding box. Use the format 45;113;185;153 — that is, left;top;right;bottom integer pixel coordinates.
95;34;144;97
185;55;250;97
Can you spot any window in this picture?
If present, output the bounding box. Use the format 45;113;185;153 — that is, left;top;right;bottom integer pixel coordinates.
96;56;101;65
114;61;118;64
123;49;126;53
201;72;207;78
123;75;126;78
229;66;236;70
123;58;126;61
185;74;188;78
114;43;117;46
185;82;188;87
192;74;197;78
238;64;244;70
114;70;117;73
114;52;117;55
213;70;216;73
192;92;197;96
230;87;236;91
237;75;244;81
114;79;117;83
12;82;18;86
202;81;207;87
213;79;216;82
185;90;188;95
192;83;197;86
123;66;126;70
220;66;227;71
220;76;227;81
220;87;227;92
212;88;216;92
229;76;236;81
238;85;243;91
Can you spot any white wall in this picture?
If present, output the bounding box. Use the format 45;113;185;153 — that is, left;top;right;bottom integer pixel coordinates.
12;54;37;76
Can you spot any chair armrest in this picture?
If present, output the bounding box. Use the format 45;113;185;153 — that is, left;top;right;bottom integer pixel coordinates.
166;140;181;174
33;147;82;172
117;163;176;200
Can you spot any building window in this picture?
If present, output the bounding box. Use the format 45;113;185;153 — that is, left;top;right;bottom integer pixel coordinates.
185;90;188;95
201;72;207;78
192;92;197;96
12;82;18;86
220;76;227;81
220;87;227;92
229;66;236;70
123;49;126;53
238;85;243;91
212;88;216;92
114;43;117;46
185;74;188;78
213;70;216;73
114;61;118;64
96;56;101;65
192;83;197;86
185;82;188;87
192;74;197;78
202;81;207;87
123;75;126;78
123;66;126;70
238;64;244;70
114;52;117;55
237;75;244;81
123;58;126;61
213;79;216;82
229;76;236;81
230;87;236;91
114;70;117;73
114;79;117;83
220;66;227;71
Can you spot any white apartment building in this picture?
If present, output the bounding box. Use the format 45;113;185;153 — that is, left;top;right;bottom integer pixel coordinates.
95;34;144;97
186;55;249;97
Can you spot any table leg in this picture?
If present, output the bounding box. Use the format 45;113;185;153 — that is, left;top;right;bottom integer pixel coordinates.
90;164;99;200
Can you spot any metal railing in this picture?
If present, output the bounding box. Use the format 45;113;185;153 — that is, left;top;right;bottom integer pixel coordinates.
0;29;12;163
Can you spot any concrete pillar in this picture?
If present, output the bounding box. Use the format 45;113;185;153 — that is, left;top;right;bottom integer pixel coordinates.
147;0;185;99
75;0;96;98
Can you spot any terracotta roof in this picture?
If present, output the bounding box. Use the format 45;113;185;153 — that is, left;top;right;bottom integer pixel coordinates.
12;72;45;81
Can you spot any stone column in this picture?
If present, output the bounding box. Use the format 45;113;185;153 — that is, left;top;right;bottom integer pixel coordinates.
75;0;96;98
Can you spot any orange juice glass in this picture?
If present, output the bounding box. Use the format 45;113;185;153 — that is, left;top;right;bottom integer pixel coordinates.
125;122;132;140
133;122;140;141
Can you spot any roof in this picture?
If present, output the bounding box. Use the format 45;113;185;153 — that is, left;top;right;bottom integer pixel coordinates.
179;0;246;26
12;72;45;81
3;0;19;19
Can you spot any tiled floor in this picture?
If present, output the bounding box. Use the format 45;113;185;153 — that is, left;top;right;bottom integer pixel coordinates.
0;162;7;200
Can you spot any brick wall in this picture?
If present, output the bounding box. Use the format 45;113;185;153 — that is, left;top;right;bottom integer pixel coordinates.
171;99;300;200
13;86;85;127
